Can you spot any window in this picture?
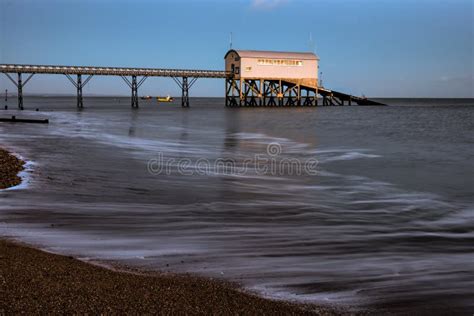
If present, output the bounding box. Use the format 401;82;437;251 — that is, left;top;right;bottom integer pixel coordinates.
245;66;252;72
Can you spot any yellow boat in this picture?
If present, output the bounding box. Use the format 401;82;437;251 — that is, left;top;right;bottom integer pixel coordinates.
157;95;173;102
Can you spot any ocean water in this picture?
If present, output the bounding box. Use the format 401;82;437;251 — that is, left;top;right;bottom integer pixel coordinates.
1;97;473;314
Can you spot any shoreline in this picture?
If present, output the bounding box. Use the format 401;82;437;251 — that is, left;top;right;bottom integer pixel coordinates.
0;238;341;314
0;148;25;189
0;148;340;314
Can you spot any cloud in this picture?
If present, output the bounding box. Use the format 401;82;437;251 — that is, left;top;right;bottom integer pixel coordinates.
436;75;473;83
250;0;289;10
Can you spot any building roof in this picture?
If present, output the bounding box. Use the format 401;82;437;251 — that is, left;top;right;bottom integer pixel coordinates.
225;49;319;60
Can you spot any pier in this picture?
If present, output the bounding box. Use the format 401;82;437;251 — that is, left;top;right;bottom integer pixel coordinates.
1;51;384;109
1;64;227;109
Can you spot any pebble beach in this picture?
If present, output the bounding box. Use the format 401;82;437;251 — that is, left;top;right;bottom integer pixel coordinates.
0;148;24;189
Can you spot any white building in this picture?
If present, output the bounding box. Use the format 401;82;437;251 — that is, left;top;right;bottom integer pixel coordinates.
224;50;319;88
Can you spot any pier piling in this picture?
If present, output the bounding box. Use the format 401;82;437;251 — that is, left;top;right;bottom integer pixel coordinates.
4;72;34;110
172;76;198;107
131;75;138;108
121;75;147;108
182;77;189;107
17;73;22;110
65;74;93;108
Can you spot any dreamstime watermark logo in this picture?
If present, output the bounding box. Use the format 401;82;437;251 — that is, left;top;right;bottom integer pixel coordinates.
267;142;282;156
147;142;319;177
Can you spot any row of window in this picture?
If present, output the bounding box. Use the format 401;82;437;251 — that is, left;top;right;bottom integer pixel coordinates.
257;59;303;66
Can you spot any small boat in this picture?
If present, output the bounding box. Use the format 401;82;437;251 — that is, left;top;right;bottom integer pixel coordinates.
141;95;152;100
157;95;173;102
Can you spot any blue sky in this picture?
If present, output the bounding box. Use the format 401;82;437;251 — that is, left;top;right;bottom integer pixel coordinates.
1;0;473;97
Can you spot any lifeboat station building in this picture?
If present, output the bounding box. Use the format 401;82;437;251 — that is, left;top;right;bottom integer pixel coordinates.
225;50;320;107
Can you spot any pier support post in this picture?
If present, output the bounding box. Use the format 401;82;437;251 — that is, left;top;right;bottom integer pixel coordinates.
17;73;23;110
240;79;260;107
131;75;138;108
281;82;299;106
121;75;147;108
77;74;83;107
303;89;316;106
65;74;93;109
266;81;278;106
225;79;228;107
172;76;197;108
297;84;301;106
225;78;239;107
182;77;189;107
4;72;35;110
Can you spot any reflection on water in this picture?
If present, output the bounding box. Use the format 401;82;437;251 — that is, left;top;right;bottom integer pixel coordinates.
1;97;473;313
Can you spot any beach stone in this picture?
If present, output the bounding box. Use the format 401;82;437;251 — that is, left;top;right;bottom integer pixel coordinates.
0;148;25;189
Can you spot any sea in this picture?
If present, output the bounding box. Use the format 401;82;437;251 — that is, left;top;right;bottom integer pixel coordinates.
1;97;473;314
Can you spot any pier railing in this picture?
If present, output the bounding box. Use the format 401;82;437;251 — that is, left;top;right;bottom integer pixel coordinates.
0;64;229;78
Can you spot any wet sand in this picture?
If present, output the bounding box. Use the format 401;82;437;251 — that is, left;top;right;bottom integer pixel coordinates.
0;239;340;315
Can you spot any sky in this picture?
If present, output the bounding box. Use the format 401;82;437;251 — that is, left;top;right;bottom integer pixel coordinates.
0;0;473;98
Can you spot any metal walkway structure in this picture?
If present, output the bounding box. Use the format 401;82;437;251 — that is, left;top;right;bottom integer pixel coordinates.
1;64;384;109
